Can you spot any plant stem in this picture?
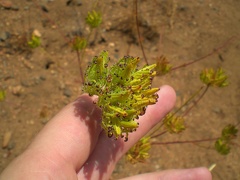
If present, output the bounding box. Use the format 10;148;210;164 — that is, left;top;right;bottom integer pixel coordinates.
171;35;237;71
151;137;219;146
151;130;167;139
76;50;84;84
134;0;148;64
175;86;204;116
182;85;209;117
148;121;165;137
80;28;93;65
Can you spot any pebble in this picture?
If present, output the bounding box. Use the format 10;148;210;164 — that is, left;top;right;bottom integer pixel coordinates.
33;29;41;37
21;76;44;87
0;0;19;10
212;107;222;114
108;42;115;47
2;131;12;149
63;88;72;97
10;85;24;96
40;75;46;81
26;120;35;125
7;141;15;150
0;0;13;9
41;118;49;124
0;31;10;41
24;6;29;10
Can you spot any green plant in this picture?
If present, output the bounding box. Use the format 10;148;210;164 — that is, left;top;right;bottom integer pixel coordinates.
215;124;238;155
126;136;151;163
28;34;41;48
0;90;6;101
124;66;238;163
83;51;159;141
85;10;102;29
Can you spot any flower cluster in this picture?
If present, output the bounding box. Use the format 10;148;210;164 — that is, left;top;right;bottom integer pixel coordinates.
200;68;228;87
163;113;185;134
85;10;102;29
215;124;238;155
71;36;87;51
126;136;151;163
155;55;172;76
83;51;159;141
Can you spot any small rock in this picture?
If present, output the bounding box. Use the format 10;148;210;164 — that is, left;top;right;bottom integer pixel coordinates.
2;131;12;149
76;0;82;6
50;70;56;74
0;0;19;10
26;120;35;125
66;0;82;6
41;5;49;12
212;107;222;114
63;88;72;97
24;6;29;10
108;42;115;47
34;76;41;85
41;118;49;124
0;31;10;41
10;5;18;10
59;82;65;90
7;141;15;150
10;85;24;96
0;0;12;9
21;80;31;87
2;152;9;158
33;29;41;37
40;75;46;81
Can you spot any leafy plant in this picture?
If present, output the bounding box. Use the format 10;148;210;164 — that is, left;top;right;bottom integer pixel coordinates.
200;68;229;87
126;136;151;163
215;124;238;155
28;33;41;48
83;51;159;141
85;10;102;29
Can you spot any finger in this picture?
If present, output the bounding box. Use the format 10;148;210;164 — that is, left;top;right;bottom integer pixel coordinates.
1;94;102;179
119;167;212;180
77;85;176;179
29;94;103;170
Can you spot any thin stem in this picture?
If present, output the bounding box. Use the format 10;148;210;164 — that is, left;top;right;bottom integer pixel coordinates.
171;35;237;71
81;28;93;64
174;86;204;116
76;50;84;84
182;85;209;117
148;122;165;137
134;0;148;64
151;130;167;139
149;86;204;138
151;137;219;146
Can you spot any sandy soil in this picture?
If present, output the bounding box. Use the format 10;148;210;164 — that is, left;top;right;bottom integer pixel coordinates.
0;0;240;179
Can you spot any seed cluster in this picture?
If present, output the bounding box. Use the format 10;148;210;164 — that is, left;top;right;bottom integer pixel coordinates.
83;51;159;141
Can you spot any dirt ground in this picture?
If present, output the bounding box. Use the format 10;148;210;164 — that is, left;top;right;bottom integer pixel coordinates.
0;0;240;179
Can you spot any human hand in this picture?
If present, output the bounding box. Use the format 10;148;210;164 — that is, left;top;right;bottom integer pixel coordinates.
0;85;212;180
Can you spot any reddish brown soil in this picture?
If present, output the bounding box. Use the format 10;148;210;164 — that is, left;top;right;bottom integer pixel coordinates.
0;0;240;179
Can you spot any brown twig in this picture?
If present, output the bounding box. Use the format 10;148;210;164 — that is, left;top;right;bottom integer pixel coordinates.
151;130;168;139
171;35;237;71
134;0;148;64
151;137;219;146
76;50;84;84
182;85;209;117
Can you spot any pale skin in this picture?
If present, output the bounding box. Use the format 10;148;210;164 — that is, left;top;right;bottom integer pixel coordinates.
0;85;212;180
